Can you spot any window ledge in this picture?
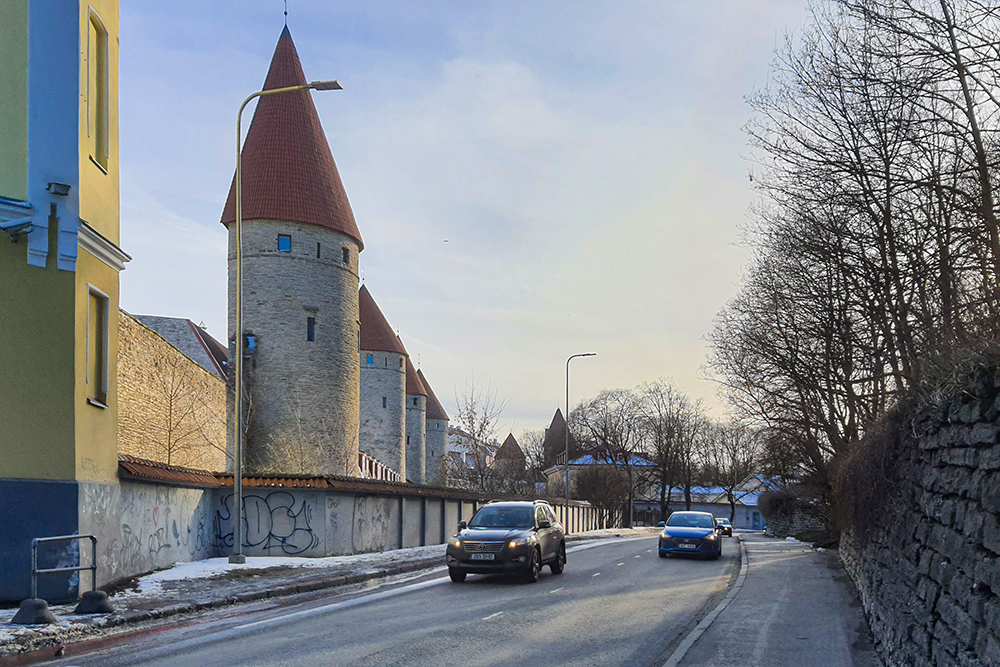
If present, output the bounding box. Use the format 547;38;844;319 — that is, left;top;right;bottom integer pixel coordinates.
86;397;108;410
89;156;108;175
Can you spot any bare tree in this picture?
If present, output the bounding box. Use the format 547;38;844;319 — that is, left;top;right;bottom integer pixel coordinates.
575;466;628;529
703;420;762;521
448;378;508;492
637;379;701;522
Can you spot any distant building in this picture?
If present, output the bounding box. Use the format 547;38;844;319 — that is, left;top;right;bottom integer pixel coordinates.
541;408;580;468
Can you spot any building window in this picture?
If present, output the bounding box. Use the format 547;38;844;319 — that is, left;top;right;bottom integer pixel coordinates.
367;354;374;365
277;235;291;252
382;397;387;408
407;436;411;445
86;11;109;170
399;358;404;368
316;242;321;258
413;397;418;406
307;317;316;342
86;286;109;407
342;247;349;263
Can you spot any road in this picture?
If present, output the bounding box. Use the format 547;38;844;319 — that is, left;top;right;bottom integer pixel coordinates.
52;535;739;667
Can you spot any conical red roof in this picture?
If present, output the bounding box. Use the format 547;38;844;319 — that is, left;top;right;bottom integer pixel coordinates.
221;27;363;249
417;369;449;421
496;433;525;460
402;351;427;397
359;285;406;355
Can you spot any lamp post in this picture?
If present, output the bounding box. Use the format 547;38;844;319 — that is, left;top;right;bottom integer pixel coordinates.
229;79;342;565
564;352;596;533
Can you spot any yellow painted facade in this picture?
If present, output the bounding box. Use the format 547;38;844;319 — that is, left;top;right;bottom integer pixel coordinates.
0;1;27;201
0;1;122;484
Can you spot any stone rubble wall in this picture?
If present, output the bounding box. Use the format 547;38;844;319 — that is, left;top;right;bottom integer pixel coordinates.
840;395;1000;667
763;500;826;539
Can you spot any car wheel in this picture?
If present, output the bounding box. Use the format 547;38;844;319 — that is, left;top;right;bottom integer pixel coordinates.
658;551;668;559
449;568;467;583
550;543;566;574
525;548;541;583
712;545;722;560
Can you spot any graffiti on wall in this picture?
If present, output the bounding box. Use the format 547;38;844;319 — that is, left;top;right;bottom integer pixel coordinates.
215;492;320;555
351;496;391;553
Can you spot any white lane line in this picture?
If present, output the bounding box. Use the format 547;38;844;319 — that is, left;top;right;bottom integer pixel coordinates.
592;572;601;577
646;549;652;552
635;555;641;559
662;537;749;667
481;611;504;621
549;587;564;594
617;562;624;567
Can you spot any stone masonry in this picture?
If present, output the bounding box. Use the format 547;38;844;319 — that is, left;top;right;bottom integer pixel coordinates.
840;383;1000;667
360;350;407;476
227;220;361;477
117;312;226;470
406;392;426;484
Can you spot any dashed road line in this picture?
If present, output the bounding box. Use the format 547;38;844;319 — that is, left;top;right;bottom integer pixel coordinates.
549;587;564;594
617;562;624;567
592;572;601;577
481;611;504;621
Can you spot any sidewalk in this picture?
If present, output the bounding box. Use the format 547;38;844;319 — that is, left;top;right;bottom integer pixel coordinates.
0;526;658;660
680;533;881;666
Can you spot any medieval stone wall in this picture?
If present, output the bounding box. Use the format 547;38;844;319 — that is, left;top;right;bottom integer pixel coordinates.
359;351;406;476
405;394;426;484
841;394;1000;666
117;312;227;470
228;220;360;476
425;418;448;486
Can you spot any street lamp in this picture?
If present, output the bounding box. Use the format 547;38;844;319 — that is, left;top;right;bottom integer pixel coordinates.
229;79;343;565
564;352;596;533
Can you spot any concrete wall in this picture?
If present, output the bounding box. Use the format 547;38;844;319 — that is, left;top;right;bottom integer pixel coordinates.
840;393;1000;667
405;394;426;484
359;350;406;476
228;220;361;477
118;312;227;470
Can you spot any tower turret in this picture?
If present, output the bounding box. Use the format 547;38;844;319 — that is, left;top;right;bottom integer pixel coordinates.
417;368;449;486
358;285;407;477
401;348;427;484
222;27;363;476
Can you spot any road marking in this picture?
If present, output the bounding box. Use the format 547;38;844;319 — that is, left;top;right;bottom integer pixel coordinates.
592;572;601;577
481;611;504;621
635;555;641;559
617;562;624;567
549;587;564;594
646;549;652;552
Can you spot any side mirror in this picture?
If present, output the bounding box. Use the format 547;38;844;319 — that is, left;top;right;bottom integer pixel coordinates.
458;520;467;530
657;521;665;527
537;520;551;529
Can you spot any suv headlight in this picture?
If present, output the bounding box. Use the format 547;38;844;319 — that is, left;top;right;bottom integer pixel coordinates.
452;539;462;548
508;537;530;548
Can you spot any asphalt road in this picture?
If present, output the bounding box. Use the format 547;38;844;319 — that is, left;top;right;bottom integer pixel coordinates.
52;535;739;667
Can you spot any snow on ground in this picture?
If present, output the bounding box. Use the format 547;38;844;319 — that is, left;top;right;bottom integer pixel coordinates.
128;544;445;595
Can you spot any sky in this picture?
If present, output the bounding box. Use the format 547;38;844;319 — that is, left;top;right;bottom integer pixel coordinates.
118;0;811;439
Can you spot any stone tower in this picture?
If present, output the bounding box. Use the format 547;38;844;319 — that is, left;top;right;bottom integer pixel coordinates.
358;285;407;477
401;348;427;484
417;368;449;486
221;27;363;477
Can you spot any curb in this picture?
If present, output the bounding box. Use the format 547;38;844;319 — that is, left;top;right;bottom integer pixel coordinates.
661;535;749;667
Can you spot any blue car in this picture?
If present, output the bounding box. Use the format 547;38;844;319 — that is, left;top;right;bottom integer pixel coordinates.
658;511;722;560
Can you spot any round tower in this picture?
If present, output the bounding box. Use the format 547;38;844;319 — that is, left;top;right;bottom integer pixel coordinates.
222;27;363;477
417;368;449;486
358;285;407;477
402;353;427;484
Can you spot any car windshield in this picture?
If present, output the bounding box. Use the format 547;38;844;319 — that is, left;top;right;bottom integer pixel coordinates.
469;506;534;529
717;519;730;525
666;513;714;528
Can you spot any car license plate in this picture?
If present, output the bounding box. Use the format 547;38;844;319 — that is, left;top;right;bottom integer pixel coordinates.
679;544;697;550
469;553;495;560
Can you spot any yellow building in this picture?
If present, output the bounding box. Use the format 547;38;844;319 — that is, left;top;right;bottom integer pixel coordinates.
0;0;128;602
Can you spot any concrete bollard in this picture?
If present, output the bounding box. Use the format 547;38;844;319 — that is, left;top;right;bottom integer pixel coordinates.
74;590;114;615
10;599;57;625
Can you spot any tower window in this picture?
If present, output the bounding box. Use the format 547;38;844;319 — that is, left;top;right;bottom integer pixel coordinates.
407;436;411;445
278;235;291;252
384;357;387;367
342;247;349;263
367;354;374;365
382;397;387;408
413;397;418;406
307;317;316;342
316;242;321;258
399;358;404;368
86;11;109;170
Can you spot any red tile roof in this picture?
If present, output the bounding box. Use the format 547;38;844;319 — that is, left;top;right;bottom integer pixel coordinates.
118;455;222;488
417;369;449;421
495;433;526;460
404;354;427;397
359;285;407;355
220;26;363;249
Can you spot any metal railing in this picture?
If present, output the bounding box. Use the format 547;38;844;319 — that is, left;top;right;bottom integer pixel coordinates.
32;534;97;600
